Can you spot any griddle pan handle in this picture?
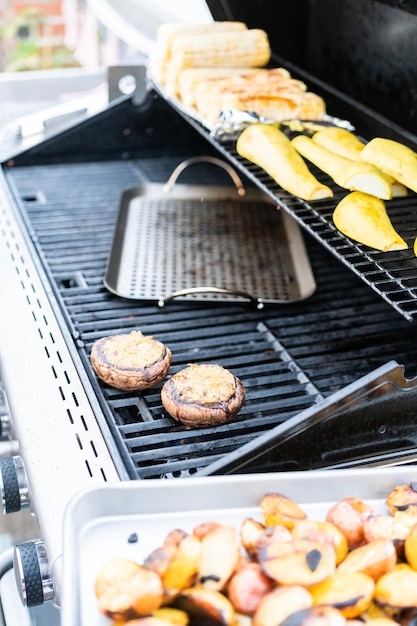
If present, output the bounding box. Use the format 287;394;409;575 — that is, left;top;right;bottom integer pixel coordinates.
159;287;264;309
163;156;246;196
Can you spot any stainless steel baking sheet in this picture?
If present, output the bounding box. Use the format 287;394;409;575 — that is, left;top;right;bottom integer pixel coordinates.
104;178;316;306
60;465;417;626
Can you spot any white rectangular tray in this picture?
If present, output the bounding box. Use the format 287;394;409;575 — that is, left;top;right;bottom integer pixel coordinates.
60;466;417;626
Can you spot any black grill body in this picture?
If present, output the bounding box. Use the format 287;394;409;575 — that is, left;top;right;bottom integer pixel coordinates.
3;91;417;479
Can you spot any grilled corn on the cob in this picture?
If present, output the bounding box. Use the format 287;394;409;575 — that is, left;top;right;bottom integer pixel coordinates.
170;28;271;70
178;67;259;107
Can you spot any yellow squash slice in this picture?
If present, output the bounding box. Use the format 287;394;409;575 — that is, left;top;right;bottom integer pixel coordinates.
236;123;333;201
292;134;392;200
333;191;407;252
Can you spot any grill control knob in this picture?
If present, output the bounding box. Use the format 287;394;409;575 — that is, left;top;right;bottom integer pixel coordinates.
14;540;54;607
0;455;30;513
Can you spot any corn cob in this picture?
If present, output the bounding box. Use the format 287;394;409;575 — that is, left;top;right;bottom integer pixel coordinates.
236;123;333;201
152;22;248;84
312;127;408;197
178;67;260;107
156;22;247;62
170;29;271;71
292;134;392;199
194;71;307;121
199;90;325;126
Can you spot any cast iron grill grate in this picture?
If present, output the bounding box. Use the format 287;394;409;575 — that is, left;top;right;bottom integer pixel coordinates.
7;157;417;478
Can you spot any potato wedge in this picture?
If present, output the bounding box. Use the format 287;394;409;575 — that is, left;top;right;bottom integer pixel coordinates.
326;496;376;549
95;558;141;599
193;522;223;541
291;135;392;199
174;587;236;626
260;539;336;586
236;123;333;201
363;514;409;555
198;525;240;591
309;571;375;618
97;567;164;621
240;517;266;559
393;505;417;530
260;492;307;528
280;605;347;626
404;521;417;570
145;529;188;578
252;585;313;626
386;484;417;514
116;618;177;626
374;563;417;608
152;607;190;625
291;520;349;565
336;539;396;581
162;533;202;599
254;524;293;560
227;562;275;615
333;192;407;253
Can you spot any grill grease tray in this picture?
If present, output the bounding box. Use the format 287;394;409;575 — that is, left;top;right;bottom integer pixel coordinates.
104;157;316;306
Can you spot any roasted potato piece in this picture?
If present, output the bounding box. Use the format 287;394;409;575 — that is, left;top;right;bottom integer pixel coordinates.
386;484;417;514
174;587;236;626
144;529;188;577
363;515;410;555
95;557;141;598
260;539;336;586
366;617;398;626
193;521;223;541
337;539;396;581
326;497;376;549
292;520;349;565
152;607;190;625
260;493;307;528
162;533;202;599
113;615;177;626
252;585;313;626
97;568;164;621
227;562;275;615
309;571;375;618
240;517;266;559
254;524;293;559
393;505;417;529
198;525;240;591
404;520;417;570
280;605;347;626
374;563;417;608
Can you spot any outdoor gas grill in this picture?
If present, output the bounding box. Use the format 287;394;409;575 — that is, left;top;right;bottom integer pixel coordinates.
1;0;417;621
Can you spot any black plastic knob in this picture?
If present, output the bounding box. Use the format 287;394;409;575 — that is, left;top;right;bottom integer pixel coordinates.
14;540;54;607
0;455;29;513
